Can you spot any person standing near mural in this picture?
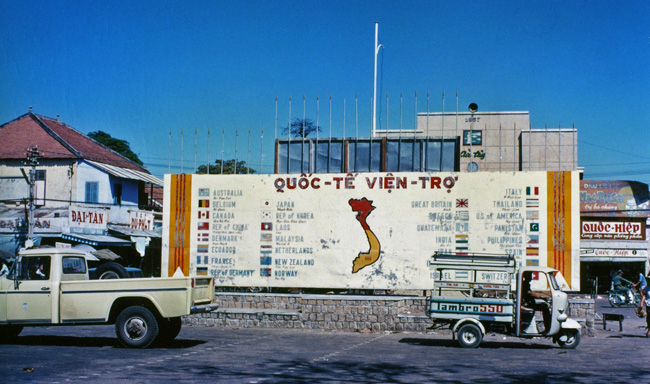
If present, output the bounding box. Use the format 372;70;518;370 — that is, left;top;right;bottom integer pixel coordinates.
634;272;647;293
639;274;650;338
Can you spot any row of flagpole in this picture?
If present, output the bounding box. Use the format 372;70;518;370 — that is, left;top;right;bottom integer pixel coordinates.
164;92;576;175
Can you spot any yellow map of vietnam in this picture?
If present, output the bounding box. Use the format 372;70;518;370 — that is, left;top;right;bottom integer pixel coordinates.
348;198;381;273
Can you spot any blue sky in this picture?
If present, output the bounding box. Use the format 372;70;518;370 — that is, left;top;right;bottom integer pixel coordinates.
1;1;649;181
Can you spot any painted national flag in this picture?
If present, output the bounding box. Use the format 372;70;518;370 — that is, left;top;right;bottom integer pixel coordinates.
198;188;210;197
196;256;202;265
198;210;209;219
260;244;272;249
260;249;272;255
197;244;209;253
526;210;539;220
260;233;272;242
456;199;469;208
197;267;208;276
455;271;469;280
455;246;469;251
456;211;469;220
526;259;540;266
197;232;209;243
526;199;539;208
529;222;539;232
526;247;539;256
198;222;209;231
261;222;273;231
261;210;272;220
260;255;272;265
260;268;272;277
527;234;539;244
526;186;539;196
455;237;469;244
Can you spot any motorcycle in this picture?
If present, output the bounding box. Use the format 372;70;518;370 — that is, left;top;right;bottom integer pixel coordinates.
608;283;641;307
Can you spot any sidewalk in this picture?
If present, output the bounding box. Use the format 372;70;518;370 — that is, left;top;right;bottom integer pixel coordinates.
592;296;648;339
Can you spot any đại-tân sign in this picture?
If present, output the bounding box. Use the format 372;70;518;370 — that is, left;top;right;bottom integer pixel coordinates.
162;171;580;290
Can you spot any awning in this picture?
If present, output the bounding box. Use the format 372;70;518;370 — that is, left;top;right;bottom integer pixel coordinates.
108;224;161;238
61;233;131;247
86;160;163;186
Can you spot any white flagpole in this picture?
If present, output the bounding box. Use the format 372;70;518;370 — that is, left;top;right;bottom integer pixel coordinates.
220;127;225;174
372;22;383;138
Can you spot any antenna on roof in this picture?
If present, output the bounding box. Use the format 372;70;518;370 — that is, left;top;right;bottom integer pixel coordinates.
29;106;33;113
56;114;60;123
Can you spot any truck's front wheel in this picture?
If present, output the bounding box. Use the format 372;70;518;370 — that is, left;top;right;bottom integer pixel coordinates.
116;306;159;348
557;329;581;349
457;323;483;348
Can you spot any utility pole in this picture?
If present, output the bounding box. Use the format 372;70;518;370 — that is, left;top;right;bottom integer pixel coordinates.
23;146;39;247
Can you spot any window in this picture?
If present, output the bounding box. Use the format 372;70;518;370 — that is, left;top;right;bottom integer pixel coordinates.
17;256;51;280
34;170;46;206
314;140;343;173
62;257;87;274
348;140;381;172
113;183;122;205
463;130;482;145
85;181;99;203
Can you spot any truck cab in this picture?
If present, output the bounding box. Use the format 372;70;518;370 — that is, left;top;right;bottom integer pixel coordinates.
0;249;89;324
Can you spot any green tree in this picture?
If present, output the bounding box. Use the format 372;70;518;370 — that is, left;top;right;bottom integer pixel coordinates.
88;130;144;166
283;118;321;138
197;159;256;175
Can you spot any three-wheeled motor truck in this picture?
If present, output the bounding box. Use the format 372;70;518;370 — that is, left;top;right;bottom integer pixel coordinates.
0;248;215;348
427;252;581;348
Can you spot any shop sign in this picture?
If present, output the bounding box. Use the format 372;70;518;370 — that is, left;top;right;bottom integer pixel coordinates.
580;180;649;217
129;210;154;231
69;205;108;235
581;248;648;258
580;218;645;240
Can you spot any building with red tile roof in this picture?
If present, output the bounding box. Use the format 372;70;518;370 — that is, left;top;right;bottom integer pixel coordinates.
0;110;162;263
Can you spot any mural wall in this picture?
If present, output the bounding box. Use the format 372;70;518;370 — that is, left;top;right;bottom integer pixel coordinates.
163;171;580;289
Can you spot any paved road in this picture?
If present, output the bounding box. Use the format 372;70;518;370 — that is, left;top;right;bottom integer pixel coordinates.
1;298;648;383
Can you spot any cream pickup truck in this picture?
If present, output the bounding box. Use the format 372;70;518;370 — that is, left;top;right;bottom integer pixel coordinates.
0;248;215;348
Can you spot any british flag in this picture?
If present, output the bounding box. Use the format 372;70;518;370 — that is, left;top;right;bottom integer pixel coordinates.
456;199;468;208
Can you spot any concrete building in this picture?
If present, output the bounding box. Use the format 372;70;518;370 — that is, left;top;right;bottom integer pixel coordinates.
378;110;578;173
